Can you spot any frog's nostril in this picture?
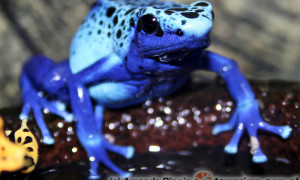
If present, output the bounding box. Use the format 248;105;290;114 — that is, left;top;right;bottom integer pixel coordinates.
176;29;184;36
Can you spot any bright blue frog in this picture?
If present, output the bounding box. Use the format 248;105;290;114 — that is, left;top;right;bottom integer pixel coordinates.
19;0;292;178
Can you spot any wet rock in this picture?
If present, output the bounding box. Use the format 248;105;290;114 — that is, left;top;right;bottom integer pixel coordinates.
0;79;299;179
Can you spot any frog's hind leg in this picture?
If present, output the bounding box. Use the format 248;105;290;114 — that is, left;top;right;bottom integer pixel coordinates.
20;56;73;144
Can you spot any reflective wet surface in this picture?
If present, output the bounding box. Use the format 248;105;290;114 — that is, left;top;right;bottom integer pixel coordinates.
2;145;300;180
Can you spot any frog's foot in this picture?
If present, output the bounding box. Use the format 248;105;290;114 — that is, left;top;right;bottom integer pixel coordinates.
84;136;134;179
20;90;73;145
212;100;292;163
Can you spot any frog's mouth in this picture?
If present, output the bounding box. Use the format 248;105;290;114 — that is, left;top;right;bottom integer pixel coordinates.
141;39;209;65
147;48;201;65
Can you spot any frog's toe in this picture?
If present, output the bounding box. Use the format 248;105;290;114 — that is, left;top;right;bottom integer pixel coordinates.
42;100;74;122
19;113;29;121
224;144;238;154
213;123;234;135
52;101;67;111
259;122;292;139
224;123;244;154
62;113;74;123
42;135;55;145
125;146;135;159
212;112;237;135
121;172;132;178
281;125;292;139
31;105;55;144
104;140;135;159
88;160;100;180
88;174;100;180
252;151;267;163
48;101;74;122
19;103;31;120
88;154;131;179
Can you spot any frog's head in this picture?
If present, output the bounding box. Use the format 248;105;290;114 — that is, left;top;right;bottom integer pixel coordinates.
133;1;213;65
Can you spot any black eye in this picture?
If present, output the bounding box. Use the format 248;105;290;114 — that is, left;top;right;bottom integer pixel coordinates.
138;14;160;34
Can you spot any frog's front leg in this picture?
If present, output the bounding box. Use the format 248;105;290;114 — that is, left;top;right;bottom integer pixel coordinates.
67;56;134;179
199;51;292;162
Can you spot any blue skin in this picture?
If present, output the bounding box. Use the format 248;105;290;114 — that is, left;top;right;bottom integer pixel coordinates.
19;0;291;178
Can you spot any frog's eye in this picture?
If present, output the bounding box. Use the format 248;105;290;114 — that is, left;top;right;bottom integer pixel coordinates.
138;14;160;34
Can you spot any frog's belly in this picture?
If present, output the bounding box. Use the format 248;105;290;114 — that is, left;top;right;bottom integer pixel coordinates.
88;82;146;108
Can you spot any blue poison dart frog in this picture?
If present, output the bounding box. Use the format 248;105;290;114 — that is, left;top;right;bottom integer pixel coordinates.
19;0;292;178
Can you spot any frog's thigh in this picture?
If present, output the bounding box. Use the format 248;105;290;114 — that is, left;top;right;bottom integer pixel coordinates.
88;82;141;104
